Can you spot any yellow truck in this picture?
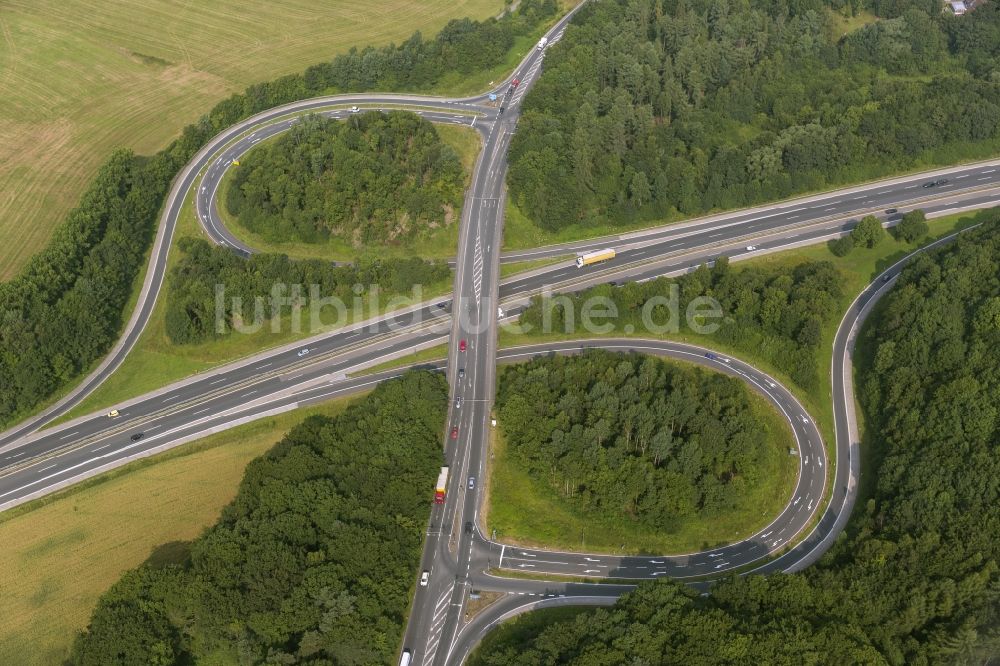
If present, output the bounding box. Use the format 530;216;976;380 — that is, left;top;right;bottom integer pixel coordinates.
575;248;616;268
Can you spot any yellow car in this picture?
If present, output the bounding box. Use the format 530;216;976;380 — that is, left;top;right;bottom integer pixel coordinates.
107;409;120;418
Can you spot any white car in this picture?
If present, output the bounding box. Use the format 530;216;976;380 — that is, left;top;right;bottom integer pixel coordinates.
745;245;757;251
420;571;429;587
297;348;310;357
350;105;360;113
498;306;505;319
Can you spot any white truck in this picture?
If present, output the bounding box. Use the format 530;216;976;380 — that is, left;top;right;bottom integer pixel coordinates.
575;248;616;268
537;36;548;50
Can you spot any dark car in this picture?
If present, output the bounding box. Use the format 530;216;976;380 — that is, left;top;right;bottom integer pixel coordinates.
705;352;717;360
882;273;892;283
130;433;144;442
458;368;465;380
465;521;474;534
922;181;936;188
885;208;898;214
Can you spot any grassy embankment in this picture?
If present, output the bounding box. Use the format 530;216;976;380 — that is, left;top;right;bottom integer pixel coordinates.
484;372;798;555
490;209;987;551
0;395;357;666
0;0;511;280
54;126;482;423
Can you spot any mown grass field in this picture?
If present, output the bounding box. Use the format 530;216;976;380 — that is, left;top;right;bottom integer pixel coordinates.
484;377;799;555
0;0;507;279
0;396;356;666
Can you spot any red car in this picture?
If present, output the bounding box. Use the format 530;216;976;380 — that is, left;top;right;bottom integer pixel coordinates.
450;426;459;440
459;339;467;352
512;78;520;87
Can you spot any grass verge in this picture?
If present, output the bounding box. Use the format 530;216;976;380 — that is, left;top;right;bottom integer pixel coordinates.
467;606;591;665
485;363;798;556
349;344;449;377
0;394;357;666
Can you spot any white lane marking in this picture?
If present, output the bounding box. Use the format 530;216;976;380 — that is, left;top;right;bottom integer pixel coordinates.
93;444;111;452
193;408;211;416
58;431;79;440
147;425;161;432
163;394;178;403
240;391;257;398
209;377;227;385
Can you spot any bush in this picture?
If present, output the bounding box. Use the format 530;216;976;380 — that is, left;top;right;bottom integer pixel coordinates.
850;215;885;248
828;234;855;257
892;209;930;243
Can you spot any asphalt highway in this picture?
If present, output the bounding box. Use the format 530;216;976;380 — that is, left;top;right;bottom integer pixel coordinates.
2;0;999;663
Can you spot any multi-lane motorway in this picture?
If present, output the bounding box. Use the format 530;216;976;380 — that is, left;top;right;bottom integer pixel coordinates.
1;2;998;664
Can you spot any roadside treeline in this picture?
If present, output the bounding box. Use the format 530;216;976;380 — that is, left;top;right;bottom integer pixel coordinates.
471;217;1000;665
520;259;843;391
509;0;1000;230
496;352;774;528
227;112;464;245
0;150;178;426
70;370;448;666
0;3;559;428
166;238;451;344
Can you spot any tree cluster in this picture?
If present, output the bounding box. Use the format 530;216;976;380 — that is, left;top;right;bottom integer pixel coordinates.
0;149;179;427
71;370;449;666
497;351;774;527
0;0;557;427
165;237;451;344
227;113;464;245
472;214;1000;665
520;259;843;391
508;0;1000;231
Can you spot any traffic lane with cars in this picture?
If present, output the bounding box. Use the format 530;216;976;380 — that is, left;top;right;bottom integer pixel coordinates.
459;339;823;580
498;184;1000;299
499;163;1000;263
0;327;451;511
197;106;492;256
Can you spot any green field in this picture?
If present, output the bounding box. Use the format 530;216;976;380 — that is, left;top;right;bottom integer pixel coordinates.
0;0;508;280
484;361;799;555
219;123;482;261
0;396;356;666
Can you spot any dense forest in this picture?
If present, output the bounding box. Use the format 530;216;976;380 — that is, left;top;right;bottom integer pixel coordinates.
520;258;843;391
227;113;464;245
509;0;1000;230
472;216;1000;664
0;2;559;428
70;370;448;665
496;351;776;527
165;237;451;344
